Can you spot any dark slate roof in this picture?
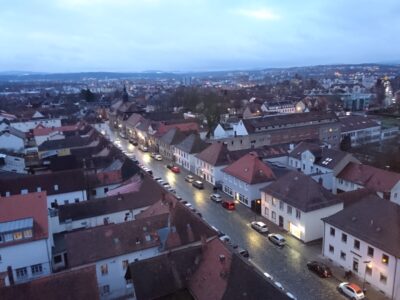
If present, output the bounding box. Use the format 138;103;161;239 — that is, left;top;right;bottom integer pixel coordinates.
159;128;188;146
261;171;340;212
0;169;85;196
339;115;380;132
195;142;232;166
126;245;203;300
65;214;168;267
0;266;99;300
288;142;321;160
222;255;289;300
323;195;400;257
243;111;338;133
38;136;93;151
58;176;164;222
175;133;209;154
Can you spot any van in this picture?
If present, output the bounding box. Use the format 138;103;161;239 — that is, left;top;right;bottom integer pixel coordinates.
192;180;204;189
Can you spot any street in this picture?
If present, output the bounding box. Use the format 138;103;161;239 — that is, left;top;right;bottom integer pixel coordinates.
96;123;387;300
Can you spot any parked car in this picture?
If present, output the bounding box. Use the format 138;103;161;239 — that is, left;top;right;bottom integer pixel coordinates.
170;166;180;173
150;152;157;158
221;200;235;210
268;233;286;247
237;247;250;258
210;193;222;203
154;154;162;161
307;261;332;278
250;221;269;233
192;180;204;189
184;174;195;183
337;282;365;299
219;235;231;244
129;139;138;146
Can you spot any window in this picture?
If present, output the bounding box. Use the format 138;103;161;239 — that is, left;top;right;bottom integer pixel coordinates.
330;227;335;237
380;273;387;284
271;198;277;206
54;255;62;264
104;187;109;193
23;229;32;238
264;207;269;217
13;232;23;240
279;200;284;211
100;285;110;295
366;265;372;276
74;198;79;203
4;233;12;242
271;211;276;221
54;185;59;191
64;200;69;205
367;246;374;258
123;260;129;270
341;233;347;243
295;209;301;220
340;251;346;260
354;239;360;250
287;205;292;215
382;254;389;265
101;264;108;275
329;245;334;253
16;267;28;280
31;264;43;275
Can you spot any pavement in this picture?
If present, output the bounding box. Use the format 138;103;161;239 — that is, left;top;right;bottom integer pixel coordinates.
95;122;390;300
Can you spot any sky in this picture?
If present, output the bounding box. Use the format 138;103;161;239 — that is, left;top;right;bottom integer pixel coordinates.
0;0;399;72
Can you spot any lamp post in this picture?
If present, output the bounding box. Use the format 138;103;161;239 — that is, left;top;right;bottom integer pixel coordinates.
362;260;371;293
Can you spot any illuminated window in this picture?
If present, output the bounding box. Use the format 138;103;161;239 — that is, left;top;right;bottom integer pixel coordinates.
23;229;32;238
382;254;389;265
13;232;23;240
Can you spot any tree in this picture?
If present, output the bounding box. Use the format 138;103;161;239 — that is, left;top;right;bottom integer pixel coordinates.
80;88;96;102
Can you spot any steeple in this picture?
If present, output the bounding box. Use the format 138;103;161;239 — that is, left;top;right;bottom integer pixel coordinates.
122;85;129;102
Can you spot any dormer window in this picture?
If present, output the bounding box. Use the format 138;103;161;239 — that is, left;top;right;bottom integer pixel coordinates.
54;184;59;191
37;187;41;192
21;189;28;195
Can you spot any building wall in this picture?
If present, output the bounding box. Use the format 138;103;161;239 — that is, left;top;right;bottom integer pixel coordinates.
262;192;343;242
0;154;26;173
0;134;24;152
195;159;225;185
323;223;398;298
341;125;381;147
50;206;149;234
92;183;121;199
221;172;267;207
0;239;51;284
95;247;159;299
47;190;88;208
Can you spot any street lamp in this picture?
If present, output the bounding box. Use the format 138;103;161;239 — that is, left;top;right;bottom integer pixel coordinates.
362;260;371;293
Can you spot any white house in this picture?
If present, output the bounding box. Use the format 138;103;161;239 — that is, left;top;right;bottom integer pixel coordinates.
174;133;208;173
322;195;400;299
221;152;276;207
10;114;62;133
0;192;52;285
0;169;88;208
339;116;381;146
0;152;27;173
261;100;296;114
335;162;400;204
288;142;358;191
261;171;343;242
0;127;26;152
212;119;248;139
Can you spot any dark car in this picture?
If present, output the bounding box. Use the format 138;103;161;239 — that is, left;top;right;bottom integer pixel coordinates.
237;248;250;258
307;261;332;278
192;180;204;189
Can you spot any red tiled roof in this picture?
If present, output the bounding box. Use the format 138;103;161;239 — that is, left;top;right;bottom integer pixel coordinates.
222;152;276;184
155;121;200;137
32;124;79;137
196;142;232;166
0;192;48;247
0;266;99;300
189;238;232;300
337;162;400;192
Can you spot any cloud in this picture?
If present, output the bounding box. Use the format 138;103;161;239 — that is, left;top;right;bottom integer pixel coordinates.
234;7;280;21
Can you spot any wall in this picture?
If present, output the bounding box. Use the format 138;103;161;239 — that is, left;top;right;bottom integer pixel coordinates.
96;247;159;299
323;223;397;298
0;134;24;152
0;154;26;173
0;239;51;284
47;190;87;208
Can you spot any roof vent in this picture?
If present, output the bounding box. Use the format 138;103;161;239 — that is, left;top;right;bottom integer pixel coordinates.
219;255;225;263
376;227;381;232
244;168;248;172
370;219;374;226
294;176;298;181
351;216;357;222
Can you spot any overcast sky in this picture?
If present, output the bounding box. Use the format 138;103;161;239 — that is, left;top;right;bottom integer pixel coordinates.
1;0;399;72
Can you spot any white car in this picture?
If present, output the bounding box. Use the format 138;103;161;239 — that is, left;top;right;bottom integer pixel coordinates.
250;221;269;233
154;154;162;161
268;233;286;247
338;282;365;299
210;193;222;203
184;175;194;183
